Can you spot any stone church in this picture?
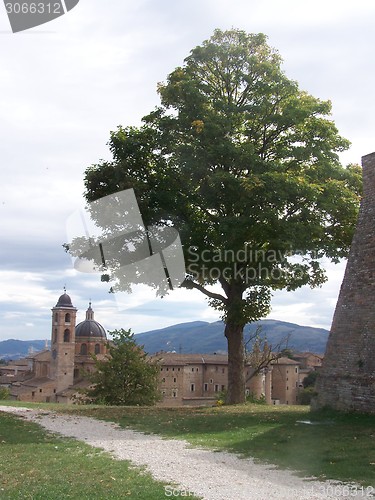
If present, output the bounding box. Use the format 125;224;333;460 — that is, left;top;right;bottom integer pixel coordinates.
10;291;108;403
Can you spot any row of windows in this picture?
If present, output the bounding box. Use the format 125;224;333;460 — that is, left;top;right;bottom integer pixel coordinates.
161;378;222;386
54;313;72;324
160;366;226;373
52;329;71;343
80;343;101;355
162;383;226;393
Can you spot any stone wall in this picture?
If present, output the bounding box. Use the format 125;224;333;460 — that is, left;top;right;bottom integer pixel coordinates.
314;152;375;412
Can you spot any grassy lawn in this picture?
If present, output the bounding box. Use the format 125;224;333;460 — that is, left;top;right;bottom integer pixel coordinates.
0;409;201;500
2;401;375;489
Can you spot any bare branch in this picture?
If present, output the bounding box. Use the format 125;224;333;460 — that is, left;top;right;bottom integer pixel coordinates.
181;278;228;304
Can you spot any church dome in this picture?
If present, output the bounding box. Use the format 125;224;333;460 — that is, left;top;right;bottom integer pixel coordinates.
75;302;107;339
75;319;107;338
55;292;75;308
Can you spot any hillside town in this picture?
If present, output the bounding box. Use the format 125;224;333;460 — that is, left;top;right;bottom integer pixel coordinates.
0;291;322;406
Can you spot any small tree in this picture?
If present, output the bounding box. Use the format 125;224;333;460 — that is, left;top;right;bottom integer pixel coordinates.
0;387;10;400
86;329;161;406
245;325;289;382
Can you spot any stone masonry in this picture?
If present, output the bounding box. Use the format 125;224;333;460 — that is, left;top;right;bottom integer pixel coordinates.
314;152;375;412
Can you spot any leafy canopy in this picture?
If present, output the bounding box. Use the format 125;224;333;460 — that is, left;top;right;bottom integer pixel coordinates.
82;29;361;327
85;329;161;406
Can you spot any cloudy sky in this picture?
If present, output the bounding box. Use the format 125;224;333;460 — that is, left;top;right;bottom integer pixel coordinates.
0;0;374;342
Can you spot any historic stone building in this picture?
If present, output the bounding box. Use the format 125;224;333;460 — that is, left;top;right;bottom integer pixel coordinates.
3;291;303;405
8;291;107;403
315;152;375;413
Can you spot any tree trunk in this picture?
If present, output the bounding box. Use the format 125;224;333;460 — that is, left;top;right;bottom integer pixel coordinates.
225;321;246;404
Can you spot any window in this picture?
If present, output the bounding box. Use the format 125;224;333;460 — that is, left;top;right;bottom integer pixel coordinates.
54;313;58;323
295;368;298;373
204;383;208;391
172;390;178;398
172;367;174;371
80;343;88;355
210;379;213;384
190;384;195;392
173;378;177;383
287;386;289;391
177;368;180;372
160;367;163;371
222;368;225;374
191;368;194;372
31;391;35;398
65;313;71;323
221;385;225;391
53;329;57;344
94;343;100;355
39;389;42;393
214;384;219;392
63;329;70;342
162;378;166;383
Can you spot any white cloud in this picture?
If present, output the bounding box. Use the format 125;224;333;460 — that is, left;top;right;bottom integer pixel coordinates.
0;0;370;341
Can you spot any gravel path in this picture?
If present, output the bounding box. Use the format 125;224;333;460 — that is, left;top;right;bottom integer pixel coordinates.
1;406;374;500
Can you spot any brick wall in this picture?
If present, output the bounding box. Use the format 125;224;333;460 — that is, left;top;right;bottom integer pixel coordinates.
314;152;375;412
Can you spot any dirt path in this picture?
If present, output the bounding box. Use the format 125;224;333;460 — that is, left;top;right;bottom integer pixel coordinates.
1;406;373;500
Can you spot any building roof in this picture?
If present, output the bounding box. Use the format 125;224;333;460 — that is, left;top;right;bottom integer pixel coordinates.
152;353;229;365
272;357;300;365
54;292;75;309
75;320;106;339
75;303;107;339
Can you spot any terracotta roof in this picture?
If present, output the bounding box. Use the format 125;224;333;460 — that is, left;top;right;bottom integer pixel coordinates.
27;350;50;361
271;357;300;365
151;353;229;365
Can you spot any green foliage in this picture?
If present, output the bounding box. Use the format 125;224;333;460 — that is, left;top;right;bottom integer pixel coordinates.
69;28;361;404
246;392;267;404
298;386;317;405
303;370;319;388
85;329;161;406
0;387;10;400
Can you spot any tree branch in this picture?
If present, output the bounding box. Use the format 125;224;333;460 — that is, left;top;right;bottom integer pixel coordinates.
181;278;228;304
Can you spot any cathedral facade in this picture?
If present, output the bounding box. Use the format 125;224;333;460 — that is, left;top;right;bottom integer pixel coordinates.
10;292;107;403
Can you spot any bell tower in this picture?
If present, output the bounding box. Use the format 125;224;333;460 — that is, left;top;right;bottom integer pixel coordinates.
50;289;77;392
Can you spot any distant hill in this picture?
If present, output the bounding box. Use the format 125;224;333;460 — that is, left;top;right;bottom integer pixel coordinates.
135;319;329;355
0;320;329;360
0;339;48;361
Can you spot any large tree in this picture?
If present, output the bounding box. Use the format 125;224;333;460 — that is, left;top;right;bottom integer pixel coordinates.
74;29;361;404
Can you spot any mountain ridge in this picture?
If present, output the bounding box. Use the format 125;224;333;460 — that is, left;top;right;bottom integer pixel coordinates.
0;319;329;360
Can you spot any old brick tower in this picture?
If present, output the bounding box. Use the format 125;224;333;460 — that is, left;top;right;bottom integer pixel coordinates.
315;152;375;413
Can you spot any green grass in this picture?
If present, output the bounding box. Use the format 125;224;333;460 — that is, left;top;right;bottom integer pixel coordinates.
0;409;201;499
2;401;375;488
53;403;375;487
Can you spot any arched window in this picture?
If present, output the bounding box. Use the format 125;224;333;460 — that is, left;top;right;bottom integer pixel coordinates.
54;313;58;323
80;343;88;355
65;313;71;323
52;328;57;344
63;329;70;343
94;344;100;355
